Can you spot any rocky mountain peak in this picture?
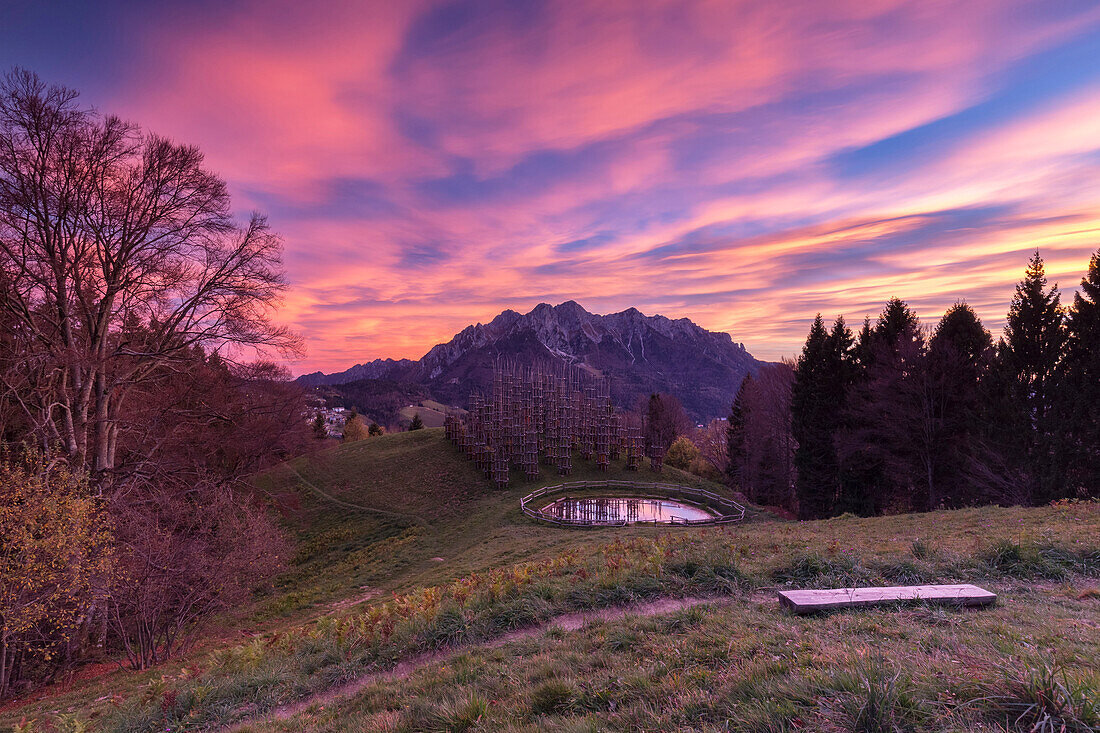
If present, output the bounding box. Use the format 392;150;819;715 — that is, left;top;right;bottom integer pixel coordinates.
297;301;763;420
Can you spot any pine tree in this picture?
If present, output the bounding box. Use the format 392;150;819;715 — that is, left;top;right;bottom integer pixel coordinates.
409;412;424;431
368;422;384;437
852;317;874;370
841;299;926;513
1067;248;1100;356
726;374;752;489
931;303;992;368
875;298;921;347
792;315;849;518
927;303;992;506
1063;248;1100;496
997;250;1066;503
1002;251;1065;420
827;316;856;386
311;413;327;439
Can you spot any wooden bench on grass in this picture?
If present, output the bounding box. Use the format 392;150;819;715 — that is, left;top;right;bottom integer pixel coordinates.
778;584;996;615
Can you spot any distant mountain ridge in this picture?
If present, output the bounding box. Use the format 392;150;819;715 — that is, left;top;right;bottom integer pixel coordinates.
297;358;416;387
298;301;763;420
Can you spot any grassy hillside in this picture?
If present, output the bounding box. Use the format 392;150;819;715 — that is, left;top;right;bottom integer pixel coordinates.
396;404;447;427
3;429;1097;732
251;428;741;614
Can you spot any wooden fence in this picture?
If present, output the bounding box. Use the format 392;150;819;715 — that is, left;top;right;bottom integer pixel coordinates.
520;480;746;528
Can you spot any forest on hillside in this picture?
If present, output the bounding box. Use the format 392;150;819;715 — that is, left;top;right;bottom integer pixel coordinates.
725;250;1100;518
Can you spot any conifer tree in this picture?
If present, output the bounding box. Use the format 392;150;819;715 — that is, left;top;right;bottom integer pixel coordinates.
841;299;926;512
1002;251;1065;414
1064;248;1100;495
875;298;921;347
409;412;424;431
836;315;877;511
852;317;874;370
927;303;993;505
827;316;857;387
726;374;751;488
792;315;850;518
997;251;1066;502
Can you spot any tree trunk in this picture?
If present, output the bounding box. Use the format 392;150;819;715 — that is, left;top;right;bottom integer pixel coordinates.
93;371;111;471
0;635;9;700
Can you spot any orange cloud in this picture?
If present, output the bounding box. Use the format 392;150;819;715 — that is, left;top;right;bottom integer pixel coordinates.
72;0;1100;370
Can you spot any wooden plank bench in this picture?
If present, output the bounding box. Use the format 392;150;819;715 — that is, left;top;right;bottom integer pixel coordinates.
778;584;996;614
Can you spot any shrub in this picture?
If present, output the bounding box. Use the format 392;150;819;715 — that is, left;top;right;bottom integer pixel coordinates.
977;539;1099;579
108;484;288;669
0;448;115;699
342;414;369;442
530;679;577;715
424;606;469;649
771;552;870;588
970;661;1099;732
876;559;927;584
665;436;701;470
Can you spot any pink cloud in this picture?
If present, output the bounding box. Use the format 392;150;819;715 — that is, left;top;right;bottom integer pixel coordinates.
70;0;1100;371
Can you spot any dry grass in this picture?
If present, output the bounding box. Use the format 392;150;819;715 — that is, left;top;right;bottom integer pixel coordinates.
2;429;1096;732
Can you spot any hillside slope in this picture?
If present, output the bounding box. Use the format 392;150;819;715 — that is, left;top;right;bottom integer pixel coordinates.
3;431;1097;732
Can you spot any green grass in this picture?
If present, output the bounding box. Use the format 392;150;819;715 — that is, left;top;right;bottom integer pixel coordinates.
223;573;1097;732
2;429;1097;732
251;428;742;614
397;405;447;427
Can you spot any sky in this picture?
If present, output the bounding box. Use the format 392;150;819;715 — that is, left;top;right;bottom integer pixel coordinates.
4;0;1100;372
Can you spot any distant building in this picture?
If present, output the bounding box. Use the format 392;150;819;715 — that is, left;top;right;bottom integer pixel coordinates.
306;406;349;438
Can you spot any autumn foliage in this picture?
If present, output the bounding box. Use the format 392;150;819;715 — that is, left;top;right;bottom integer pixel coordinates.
0;449;114;698
0;69;309;697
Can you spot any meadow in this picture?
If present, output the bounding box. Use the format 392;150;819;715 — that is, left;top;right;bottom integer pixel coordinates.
3;429;1097;732
396;403;449;428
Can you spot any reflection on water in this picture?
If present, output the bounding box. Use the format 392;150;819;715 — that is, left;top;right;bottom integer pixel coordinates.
541;497;716;524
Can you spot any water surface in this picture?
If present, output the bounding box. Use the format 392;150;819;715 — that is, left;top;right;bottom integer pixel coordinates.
541;496;716;524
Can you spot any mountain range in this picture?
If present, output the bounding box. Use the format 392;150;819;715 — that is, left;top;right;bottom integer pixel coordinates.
297;301;763;421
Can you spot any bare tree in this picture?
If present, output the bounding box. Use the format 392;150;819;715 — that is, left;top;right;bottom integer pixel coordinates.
695;418;729;476
0;69;298;482
0;69;307;677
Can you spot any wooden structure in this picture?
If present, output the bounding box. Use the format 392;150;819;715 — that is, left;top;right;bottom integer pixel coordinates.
777;584;997;615
447;363;643;488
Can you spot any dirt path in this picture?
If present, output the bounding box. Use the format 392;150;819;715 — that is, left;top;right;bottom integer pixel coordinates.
225;594;738;731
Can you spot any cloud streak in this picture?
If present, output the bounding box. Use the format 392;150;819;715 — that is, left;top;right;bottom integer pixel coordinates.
4;0;1100;371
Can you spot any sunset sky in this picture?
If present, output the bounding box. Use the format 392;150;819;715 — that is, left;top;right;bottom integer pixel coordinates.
5;0;1100;372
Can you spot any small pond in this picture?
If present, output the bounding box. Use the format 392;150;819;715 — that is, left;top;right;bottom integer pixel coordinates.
540;497;717;524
